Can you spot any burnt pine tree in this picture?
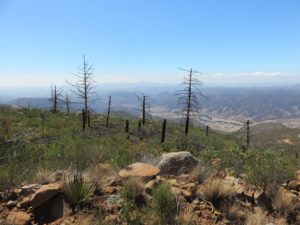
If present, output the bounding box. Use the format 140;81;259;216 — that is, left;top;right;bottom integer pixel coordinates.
236;119;251;151
136;94;151;125
106;96;112;127
176;68;205;136
67;55;98;125
49;85;63;113
65;93;72;113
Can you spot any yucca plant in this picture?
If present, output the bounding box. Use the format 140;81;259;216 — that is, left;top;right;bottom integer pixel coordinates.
64;174;95;213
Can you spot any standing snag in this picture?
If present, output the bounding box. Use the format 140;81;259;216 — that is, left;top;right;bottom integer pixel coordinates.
176;68;205;136
65;93;72;113
106;96;112;127
136;94;152;126
49;85;63;113
67;55;99;128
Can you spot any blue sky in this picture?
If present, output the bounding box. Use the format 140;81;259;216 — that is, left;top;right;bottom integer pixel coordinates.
0;0;299;86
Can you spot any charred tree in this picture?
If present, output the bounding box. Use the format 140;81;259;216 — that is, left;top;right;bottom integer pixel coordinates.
106;96;112;127
49;85;63;113
161;119;167;143
176;68;205;136
237;119;251;151
65;94;72;113
67;55;99;128
137;94;152;125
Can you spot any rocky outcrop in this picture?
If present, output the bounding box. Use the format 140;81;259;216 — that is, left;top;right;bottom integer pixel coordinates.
119;162;160;178
158;151;200;175
30;183;62;209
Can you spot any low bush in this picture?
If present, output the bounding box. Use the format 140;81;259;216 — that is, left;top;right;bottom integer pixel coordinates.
121;178;143;225
152;184;176;225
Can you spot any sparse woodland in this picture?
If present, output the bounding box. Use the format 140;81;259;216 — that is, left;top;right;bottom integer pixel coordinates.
0;66;299;225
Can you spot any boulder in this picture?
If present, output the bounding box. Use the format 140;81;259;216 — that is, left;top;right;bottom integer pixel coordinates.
30;183;61;209
158;151;200;175
6;211;31;225
119;163;160;178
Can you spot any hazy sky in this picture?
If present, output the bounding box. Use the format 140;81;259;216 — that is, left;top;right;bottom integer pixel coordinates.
0;0;299;87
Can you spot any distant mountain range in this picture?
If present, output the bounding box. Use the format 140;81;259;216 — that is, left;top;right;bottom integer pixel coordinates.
4;84;300;130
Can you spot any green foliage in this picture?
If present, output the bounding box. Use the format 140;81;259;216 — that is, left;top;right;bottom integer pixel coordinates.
244;150;296;188
152;184;176;225
0;105;299;192
121;183;142;225
64;174;95;212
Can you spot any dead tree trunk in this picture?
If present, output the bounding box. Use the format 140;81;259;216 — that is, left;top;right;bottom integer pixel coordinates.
82;109;86;130
161;119;167;143
185;69;193;135
106;96;111;127
142;96;146;125
125;120;129;133
67;55;99;127
50;85;63;113
53;86;58;113
176;68;204;137
138;120;141;132
206;126;209;137
246;120;250;150
88;110;91;128
65;94;71;113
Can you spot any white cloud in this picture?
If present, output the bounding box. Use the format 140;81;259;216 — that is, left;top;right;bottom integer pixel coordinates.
0;71;299;87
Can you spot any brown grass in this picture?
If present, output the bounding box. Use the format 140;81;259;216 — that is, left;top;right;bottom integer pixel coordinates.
87;163;117;191
245;207;268;225
201;177;235;206
190;164;211;184
225;203;247;223
34;167;55;185
123;176;144;194
273;188;296;217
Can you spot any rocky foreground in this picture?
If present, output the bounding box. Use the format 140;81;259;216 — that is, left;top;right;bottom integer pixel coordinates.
0;152;300;225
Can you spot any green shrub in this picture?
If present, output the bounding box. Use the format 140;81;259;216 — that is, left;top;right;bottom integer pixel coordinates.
152;184;176;225
244;150;296;189
121;178;143;225
64;174;95;213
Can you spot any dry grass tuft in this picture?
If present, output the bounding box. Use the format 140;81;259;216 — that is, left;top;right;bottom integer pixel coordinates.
178;207;196;225
273;187;296;217
190;164;211;184
34;167;55;185
202;177;235;206
123;176;144;194
225;203;247;223
74;213;93;225
87;164;117;191
245;207;268;225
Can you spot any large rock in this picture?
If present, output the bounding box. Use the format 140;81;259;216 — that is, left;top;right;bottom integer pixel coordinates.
6;211;31;225
119;163;160;178
158;151;200;175
30;183;61;209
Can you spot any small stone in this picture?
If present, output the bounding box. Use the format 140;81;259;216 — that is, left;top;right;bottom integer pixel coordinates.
6;200;17;209
105;194;122;208
22;184;41;190
6;211;31;225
